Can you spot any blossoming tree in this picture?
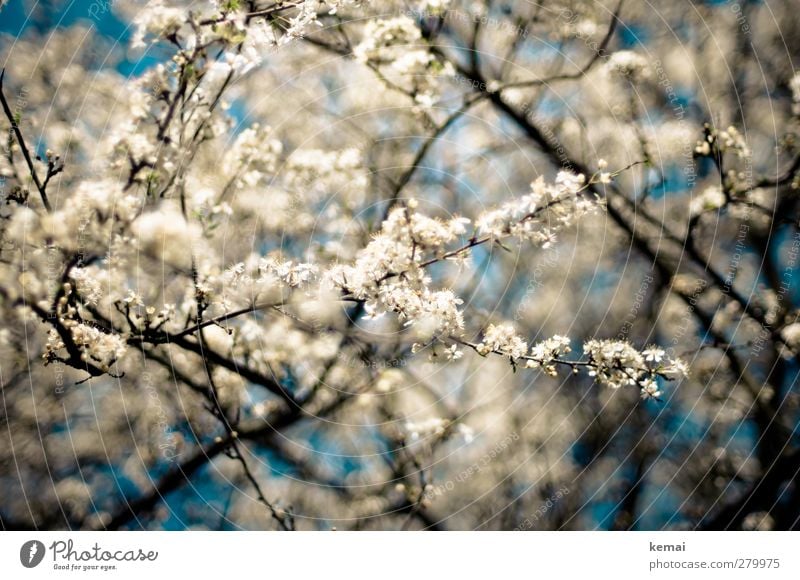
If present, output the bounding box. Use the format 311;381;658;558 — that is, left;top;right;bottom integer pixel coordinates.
1;0;798;531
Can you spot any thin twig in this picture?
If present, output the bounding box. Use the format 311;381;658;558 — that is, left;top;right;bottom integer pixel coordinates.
231;439;294;531
498;0;624;90
0;69;52;211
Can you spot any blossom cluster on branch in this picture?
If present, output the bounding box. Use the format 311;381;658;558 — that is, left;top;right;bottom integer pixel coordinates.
7;0;796;532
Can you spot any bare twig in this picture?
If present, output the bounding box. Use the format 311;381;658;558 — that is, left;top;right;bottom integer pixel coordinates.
0;69;52;211
231;440;294;531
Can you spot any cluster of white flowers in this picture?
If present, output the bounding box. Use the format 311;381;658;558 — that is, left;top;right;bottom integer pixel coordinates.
402;417;472;445
559;16;602;39
695;125;750;158
583;340;686;398
43;283;127;371
325;172;609;349
471;323;685;399
473;324;549;365
391;47;437;76
527;335;573;376
228;147;369;238
326;204;468;340
7;179;139;257
584;339;647;389
475;323;529;359
385;286;464;337
127;76;156;121
282;0;369;44
230;317;339;384
690;185;727;217
605;50;651;80
327;208;413;296
202;25;274;81
644;121;693;161
130;1;185;49
403;417;448;442
781;322;800;350
110;120;159;169
131;0;368;50
190;188;234;232
69;266;104;306
409;211;471;248
638;377;662;400
718;126;751;158
69;324;128;368
328;204;468;292
223;123;283;188
354;16;423;63
210;253;317;315
288;147;361;179
260;256;318;288
476;172;598;247
354;15;453;108
122;290;175;321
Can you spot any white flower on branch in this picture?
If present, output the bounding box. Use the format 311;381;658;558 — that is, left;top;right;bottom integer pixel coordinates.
718;126;751;158
690;186;727;217
476;172;598;246
354;16;423;63
476;323;528;360
583;339;686;397
353;14;452;108
527;335;573;376
638;377;662;400
223;123;283;188
605;50;651;81
781;322;800;350
465;320;685;398
642;345;666;363
130;1;185;49
260;256;318;288
583;339;646;388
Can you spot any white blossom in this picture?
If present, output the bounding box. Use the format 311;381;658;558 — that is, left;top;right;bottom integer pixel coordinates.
781;322;800;349
639;377;662;400
690;186;727;216
403;417;447;442
605;50;650;80
223;123;283;186
354;16;423;63
130;1;185;49
583;339;686;397
583;339;647;389
527;335;572;375
476;324;528;359
476;172;598;246
260;256;318;288
642;345;665;363
718;126;751;158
